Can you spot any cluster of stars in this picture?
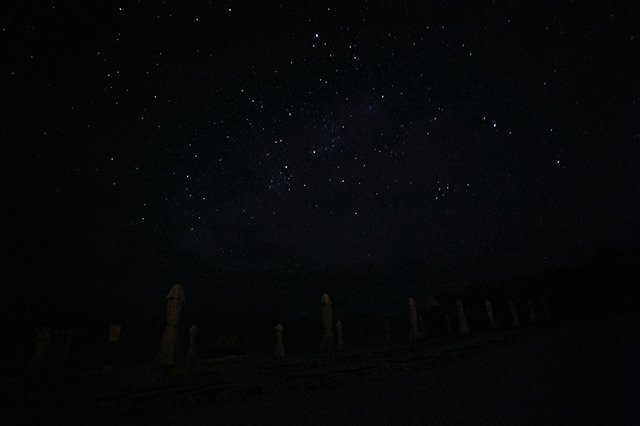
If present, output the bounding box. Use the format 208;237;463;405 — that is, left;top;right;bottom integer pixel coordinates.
5;0;637;279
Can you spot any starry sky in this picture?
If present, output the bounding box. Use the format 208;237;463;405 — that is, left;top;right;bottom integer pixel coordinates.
5;1;639;323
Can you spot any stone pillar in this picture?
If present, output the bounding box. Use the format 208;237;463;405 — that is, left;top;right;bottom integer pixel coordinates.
445;315;454;335
274;323;285;359
157;284;185;368
320;293;335;353
456;299;469;334
186;324;198;371
542;300;553;322
336;320;345;350
528;300;539;324
509;301;521;327
384;318;391;345
485;300;497;329
408;297;424;344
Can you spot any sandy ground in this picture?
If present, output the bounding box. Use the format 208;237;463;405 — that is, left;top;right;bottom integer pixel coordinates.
8;311;640;425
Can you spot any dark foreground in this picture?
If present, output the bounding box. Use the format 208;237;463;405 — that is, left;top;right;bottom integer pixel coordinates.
8;311;640;425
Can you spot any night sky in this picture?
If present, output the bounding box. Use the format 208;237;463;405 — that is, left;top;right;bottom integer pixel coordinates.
5;1;639;324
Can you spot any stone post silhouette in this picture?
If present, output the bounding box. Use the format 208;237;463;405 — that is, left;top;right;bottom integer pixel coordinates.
384;318;391;345
485;299;497;329
336;320;346;350
408;297;424;344
456;299;469;334
186;324;198;372
542;300;553;322
157;284;185;368
509;301;521;327
274;323;285;359
528;299;539;323
446;315;454;335
320;293;335;353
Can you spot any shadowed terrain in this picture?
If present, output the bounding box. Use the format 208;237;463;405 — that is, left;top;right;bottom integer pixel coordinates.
8;308;639;425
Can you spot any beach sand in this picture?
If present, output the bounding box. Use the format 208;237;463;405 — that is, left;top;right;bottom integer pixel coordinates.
9;311;639;425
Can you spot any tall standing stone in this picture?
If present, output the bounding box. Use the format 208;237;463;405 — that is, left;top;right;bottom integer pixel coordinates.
336;320;346;350
485;299;497;329
509;301;521;327
274;323;285;359
445;315;454;335
320;294;335;353
157;284;185;368
384;318;391;345
408;297;424;344
456;299;470;334
542;300;553;322
186;324;198;371
528;299;539;324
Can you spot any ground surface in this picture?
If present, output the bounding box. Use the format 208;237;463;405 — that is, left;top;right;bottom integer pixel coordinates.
7;311;639;425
